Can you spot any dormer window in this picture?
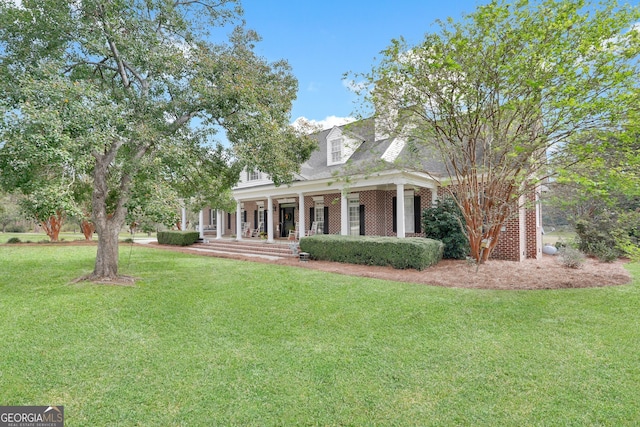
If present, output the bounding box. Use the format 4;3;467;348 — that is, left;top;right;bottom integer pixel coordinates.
247;170;262;181
326;126;361;166
330;137;342;163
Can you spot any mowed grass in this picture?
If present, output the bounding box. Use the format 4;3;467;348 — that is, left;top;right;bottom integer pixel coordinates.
1;245;639;426
0;231;153;243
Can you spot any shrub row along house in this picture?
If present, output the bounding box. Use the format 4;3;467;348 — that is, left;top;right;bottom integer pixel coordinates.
195;118;542;261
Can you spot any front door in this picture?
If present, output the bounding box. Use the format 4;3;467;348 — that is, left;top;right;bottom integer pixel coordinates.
281;206;296;237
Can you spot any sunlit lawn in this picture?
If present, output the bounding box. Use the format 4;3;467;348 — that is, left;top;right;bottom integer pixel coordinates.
542;229;576;246
0;231;154;243
1;244;639;426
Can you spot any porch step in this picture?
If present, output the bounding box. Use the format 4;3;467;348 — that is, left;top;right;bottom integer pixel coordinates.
193;238;298;259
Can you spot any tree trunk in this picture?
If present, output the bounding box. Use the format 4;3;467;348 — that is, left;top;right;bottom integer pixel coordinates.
80;219;95;240
91;147;129;281
93;218;121;279
41;211;64;242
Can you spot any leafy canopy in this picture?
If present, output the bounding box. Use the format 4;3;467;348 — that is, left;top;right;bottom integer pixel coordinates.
359;0;640;261
0;0;315;278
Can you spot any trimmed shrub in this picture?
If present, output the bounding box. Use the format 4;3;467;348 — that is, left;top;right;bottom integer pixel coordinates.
157;231;200;246
5;224;25;233
558;246;586;269
300;235;443;270
422;198;469;259
6;237;21;244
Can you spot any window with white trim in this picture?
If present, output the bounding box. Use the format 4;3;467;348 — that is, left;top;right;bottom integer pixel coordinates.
404;194;415;233
247;170;262;181
330;137;342;163
312;202;323;235
348;197;360;236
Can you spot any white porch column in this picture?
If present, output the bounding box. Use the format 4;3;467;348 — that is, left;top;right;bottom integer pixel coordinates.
236;200;242;241
216;210;222;239
267;196;274;243
396;183;405;238
431;186;438;206
298;192;305;238
341;190;349;235
198;209;204;239
181;206;187;231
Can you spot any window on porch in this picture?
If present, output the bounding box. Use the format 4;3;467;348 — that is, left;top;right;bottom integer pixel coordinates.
314;202;325;234
404;194;415;234
393;192;422;234
348;198;359;236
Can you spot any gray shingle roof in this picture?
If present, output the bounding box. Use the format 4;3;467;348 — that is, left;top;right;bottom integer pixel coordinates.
297;118;448;181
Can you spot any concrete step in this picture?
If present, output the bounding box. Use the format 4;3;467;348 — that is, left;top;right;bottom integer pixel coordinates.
194;239;298;258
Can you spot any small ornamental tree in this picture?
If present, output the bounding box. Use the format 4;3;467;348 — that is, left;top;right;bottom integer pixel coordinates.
18;186;78;242
359;0;640;262
422;198;469;259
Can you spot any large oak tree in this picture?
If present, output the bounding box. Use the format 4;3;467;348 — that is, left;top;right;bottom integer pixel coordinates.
0;0;314;280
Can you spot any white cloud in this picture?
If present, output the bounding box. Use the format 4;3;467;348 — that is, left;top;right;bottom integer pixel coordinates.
292;115;357;132
307;82;320;92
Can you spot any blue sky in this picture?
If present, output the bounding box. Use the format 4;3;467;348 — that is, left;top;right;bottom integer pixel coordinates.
240;0;485;129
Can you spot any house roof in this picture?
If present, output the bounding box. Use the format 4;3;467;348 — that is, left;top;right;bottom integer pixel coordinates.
297;118;447;181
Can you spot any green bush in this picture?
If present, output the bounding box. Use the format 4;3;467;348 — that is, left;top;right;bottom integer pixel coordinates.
558;246;586;269
573;213;625;262
422;198;469;259
299;235;443;270
5;224;25;233
157;231;200;246
6;237;21;244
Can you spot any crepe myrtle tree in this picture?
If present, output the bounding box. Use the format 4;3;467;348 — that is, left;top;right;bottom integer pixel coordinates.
0;0;315;281
357;0;640;262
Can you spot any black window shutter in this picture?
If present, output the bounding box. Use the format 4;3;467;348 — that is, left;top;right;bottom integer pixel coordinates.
263;210;268;229
309;207;314;230
227;213;231;230
414;196;421;234
359;205;365;235
254;210;258;229
392;196;397;232
323;206;329;234
243;210;247;223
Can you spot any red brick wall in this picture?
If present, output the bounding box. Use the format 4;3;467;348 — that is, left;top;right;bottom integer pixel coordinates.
492;215;522;261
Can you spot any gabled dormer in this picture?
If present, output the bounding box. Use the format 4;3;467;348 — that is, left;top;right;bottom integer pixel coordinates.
235;167;273;189
326;126;362;166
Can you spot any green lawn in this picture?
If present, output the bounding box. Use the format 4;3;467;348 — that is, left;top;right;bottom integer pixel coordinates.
542;229;576;246
0;231;155;243
1;245;639;426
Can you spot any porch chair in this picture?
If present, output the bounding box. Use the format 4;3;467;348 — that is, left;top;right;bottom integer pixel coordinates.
251;222;263;237
288;222;300;240
306;221;318;236
242;222;251;238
